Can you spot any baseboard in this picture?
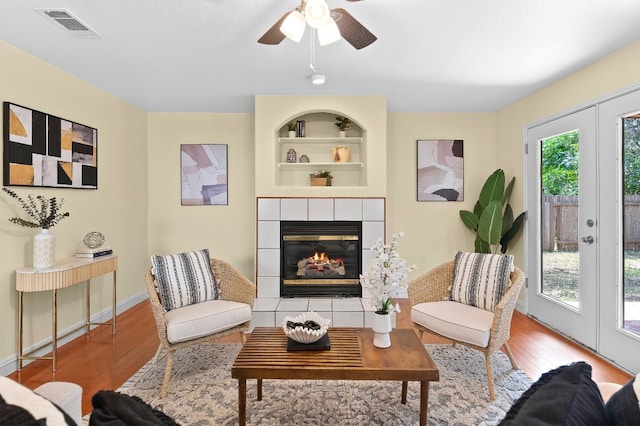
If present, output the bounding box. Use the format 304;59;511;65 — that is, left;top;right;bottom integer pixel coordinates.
0;290;148;376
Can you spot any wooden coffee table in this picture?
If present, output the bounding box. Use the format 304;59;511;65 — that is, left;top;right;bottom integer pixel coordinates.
231;327;439;425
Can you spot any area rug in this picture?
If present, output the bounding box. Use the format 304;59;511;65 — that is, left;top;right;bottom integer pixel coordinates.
91;343;533;425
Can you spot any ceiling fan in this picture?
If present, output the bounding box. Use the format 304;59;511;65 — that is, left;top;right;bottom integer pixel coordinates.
258;0;377;50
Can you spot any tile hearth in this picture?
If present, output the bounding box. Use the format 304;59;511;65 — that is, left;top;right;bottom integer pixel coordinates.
250;297;396;330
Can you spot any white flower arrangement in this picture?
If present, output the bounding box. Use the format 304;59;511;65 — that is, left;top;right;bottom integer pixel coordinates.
360;232;416;315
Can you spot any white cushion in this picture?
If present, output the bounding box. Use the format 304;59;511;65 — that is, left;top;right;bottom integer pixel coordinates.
34;382;82;426
151;248;221;312
411;300;494;347
451;251;514;312
164;299;252;343
0;376;75;425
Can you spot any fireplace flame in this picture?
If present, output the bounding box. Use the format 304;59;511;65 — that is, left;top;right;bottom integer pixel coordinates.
313;252;328;262
297;253;346;276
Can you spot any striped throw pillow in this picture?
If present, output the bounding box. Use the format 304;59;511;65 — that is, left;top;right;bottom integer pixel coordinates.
151;249;221;312
450;251;514;312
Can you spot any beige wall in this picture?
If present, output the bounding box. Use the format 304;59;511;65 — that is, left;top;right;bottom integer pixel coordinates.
497;39;640;263
0;41;148;365
147;113;256;278
387;113;498;274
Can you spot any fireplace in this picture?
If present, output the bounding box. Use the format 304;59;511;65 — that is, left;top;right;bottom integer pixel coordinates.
280;221;362;297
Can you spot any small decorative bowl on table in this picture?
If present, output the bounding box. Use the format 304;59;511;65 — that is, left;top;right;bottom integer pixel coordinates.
282;311;330;344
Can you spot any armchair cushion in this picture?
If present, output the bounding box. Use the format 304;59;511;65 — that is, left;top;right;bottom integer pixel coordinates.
0;376;77;425
164;299;252;344
451;251;514;312
411;300;494;347
151;248;221;311
34;382;82;426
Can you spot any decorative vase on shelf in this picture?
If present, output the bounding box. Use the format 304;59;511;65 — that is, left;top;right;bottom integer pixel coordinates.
371;312;392;348
33;229;55;268
288;130;296;138
332;145;350;163
338;130;347;138
286;148;297;163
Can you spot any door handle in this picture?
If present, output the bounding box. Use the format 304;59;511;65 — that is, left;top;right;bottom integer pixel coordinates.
581;235;594;244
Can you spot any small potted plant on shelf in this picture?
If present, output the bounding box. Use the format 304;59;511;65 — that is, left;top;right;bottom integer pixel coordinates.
286;121;296;138
309;170;333;186
334;116;352;137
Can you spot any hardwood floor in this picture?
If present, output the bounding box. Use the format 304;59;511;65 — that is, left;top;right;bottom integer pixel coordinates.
8;298;632;417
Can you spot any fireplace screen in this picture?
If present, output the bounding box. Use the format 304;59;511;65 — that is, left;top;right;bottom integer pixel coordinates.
281;221;362;297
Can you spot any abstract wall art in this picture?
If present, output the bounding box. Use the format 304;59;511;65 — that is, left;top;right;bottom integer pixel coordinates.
181;144;228;205
3;102;98;189
417;139;464;201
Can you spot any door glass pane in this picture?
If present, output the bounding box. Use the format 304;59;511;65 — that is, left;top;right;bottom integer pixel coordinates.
623;114;640;337
540;130;580;308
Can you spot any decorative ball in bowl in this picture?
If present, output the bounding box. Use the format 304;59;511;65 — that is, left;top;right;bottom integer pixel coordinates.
282;311;330;344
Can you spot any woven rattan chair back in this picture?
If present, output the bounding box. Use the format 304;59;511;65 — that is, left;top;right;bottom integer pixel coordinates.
144;258;256;397
408;260;525;400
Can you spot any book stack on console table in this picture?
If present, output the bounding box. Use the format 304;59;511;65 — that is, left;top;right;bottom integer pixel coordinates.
74;247;113;258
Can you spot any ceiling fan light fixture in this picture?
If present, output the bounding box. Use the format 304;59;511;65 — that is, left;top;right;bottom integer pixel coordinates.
304;0;331;29
311;73;326;85
317;18;341;46
280;10;306;42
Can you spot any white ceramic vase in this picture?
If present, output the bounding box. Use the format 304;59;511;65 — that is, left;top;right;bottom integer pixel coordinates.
288;130;296;138
338;130;347;138
372;312;392;348
33;228;55;268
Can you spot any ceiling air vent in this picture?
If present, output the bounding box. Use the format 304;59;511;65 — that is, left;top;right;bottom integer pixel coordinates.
34;9;101;38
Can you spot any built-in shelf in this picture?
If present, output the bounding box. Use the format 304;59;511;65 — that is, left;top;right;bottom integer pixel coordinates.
278;137;363;144
275;113;367;187
278;162;363;169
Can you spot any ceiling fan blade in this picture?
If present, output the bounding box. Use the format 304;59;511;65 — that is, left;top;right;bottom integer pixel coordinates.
258;12;289;45
331;8;377;50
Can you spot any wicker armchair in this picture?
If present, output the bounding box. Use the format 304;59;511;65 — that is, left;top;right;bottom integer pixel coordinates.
408;260;525;400
145;258;256;397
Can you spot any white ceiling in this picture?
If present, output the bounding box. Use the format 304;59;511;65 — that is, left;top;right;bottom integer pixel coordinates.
1;0;640;113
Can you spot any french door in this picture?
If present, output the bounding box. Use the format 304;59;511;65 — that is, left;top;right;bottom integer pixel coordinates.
598;90;640;373
526;107;598;350
526;90;640;373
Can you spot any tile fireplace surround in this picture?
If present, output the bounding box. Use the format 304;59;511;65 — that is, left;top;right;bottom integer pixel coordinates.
253;197;397;329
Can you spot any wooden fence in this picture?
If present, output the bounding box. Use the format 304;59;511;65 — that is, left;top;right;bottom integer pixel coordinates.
543;194;640;251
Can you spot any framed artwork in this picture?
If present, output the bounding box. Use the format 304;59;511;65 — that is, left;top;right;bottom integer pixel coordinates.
417;139;464;201
181;144;228;205
3;102;98;189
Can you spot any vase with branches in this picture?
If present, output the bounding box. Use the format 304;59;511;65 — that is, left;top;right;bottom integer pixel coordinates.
2;187;70;268
2;188;70;229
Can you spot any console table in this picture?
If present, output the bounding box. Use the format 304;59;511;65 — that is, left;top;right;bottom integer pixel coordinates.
16;255;118;371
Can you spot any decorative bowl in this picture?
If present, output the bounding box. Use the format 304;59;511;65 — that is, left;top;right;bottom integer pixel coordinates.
282;311;330;344
83;231;105;249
